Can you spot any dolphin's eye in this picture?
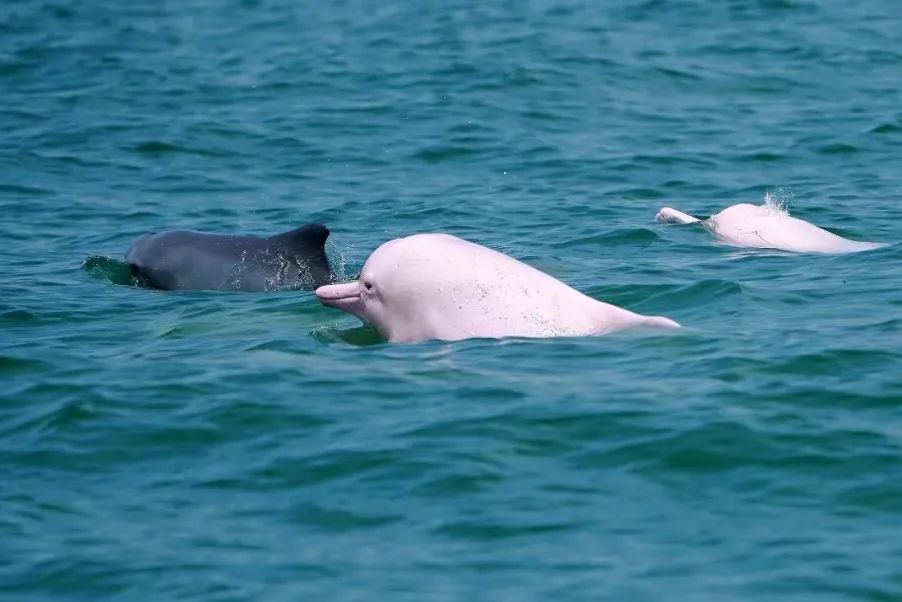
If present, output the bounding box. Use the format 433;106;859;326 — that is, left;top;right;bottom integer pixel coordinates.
363;280;373;291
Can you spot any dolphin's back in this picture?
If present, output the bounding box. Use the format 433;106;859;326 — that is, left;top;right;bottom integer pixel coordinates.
708;205;883;253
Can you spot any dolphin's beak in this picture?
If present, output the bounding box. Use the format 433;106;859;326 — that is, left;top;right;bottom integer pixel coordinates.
316;281;364;316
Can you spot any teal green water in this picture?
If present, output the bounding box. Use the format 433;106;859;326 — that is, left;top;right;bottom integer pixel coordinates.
3;1;902;599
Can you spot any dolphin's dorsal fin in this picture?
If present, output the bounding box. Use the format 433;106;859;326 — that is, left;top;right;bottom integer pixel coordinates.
271;223;331;250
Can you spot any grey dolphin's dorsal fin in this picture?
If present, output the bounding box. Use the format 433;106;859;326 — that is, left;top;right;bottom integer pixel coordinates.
271;223;331;250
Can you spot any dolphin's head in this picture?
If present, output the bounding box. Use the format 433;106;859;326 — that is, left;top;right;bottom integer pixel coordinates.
315;235;463;343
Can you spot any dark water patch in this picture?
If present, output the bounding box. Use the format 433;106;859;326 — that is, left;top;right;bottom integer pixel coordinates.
705;355;773;383
591;279;743;311
510;411;664;459
413;144;481;163
415;470;504;497
127;140;240;158
157;321;233;340
769;349;898;376
654;66;705;82
0;355;51;375
869;121;901;134
835;482;902;516
0;306;76;328
119;422;229;455
455;386;525;402
195;476;252;491
250;449;408;490
639;421;776;475
446;121;494;135
311;325;383;346
287;502;401;531
0;183;54;196
436;520;577;541
9;381;100;406
203;401;332;435
2;446;105;474
32;399;101;434
0;308;40;325
573;419;887;482
243;339;307;353
520;108;565;122
1;494;85;527
817;143;859;155
616;187;668;200
755;0;819;11
142;181;261;195
400;413;520;444
740;151;788;162
622;154;720;169
1;558;135;599
766;388;902;410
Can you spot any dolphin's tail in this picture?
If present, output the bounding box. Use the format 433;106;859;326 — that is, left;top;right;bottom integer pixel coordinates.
839;240;889;253
642;315;681;329
656;207;701;224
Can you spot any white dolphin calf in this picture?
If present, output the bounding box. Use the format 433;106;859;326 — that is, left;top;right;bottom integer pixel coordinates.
656;202;885;254
316;233;680;343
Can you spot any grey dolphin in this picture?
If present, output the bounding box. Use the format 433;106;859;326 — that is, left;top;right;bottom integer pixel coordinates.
125;223;336;291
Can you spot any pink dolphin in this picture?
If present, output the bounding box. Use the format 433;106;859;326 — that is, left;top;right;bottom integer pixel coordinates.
656;203;885;254
316;233;680;343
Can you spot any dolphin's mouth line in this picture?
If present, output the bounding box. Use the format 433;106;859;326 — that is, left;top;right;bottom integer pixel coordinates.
330;294;360;301
315;289;361;301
